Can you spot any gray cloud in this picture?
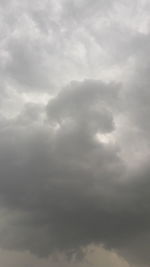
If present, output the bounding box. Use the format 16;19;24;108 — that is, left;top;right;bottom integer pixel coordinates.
1;0;150;266
0;80;123;254
0;79;148;267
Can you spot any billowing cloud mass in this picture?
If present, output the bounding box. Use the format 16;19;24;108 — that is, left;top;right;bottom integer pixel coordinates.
1;0;150;267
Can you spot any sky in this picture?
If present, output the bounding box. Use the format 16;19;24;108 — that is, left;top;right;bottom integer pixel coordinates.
0;0;150;266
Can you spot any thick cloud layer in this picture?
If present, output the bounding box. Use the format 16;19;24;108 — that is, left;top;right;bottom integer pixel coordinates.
1;0;150;267
0;79;149;267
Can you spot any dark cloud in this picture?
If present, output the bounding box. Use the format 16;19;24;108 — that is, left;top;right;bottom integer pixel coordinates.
1;0;150;267
0;80;123;255
0;79;148;267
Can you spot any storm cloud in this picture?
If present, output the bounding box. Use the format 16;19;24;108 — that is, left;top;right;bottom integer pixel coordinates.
0;0;150;267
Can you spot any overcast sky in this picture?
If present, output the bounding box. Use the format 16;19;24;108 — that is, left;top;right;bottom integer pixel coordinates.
0;0;150;266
